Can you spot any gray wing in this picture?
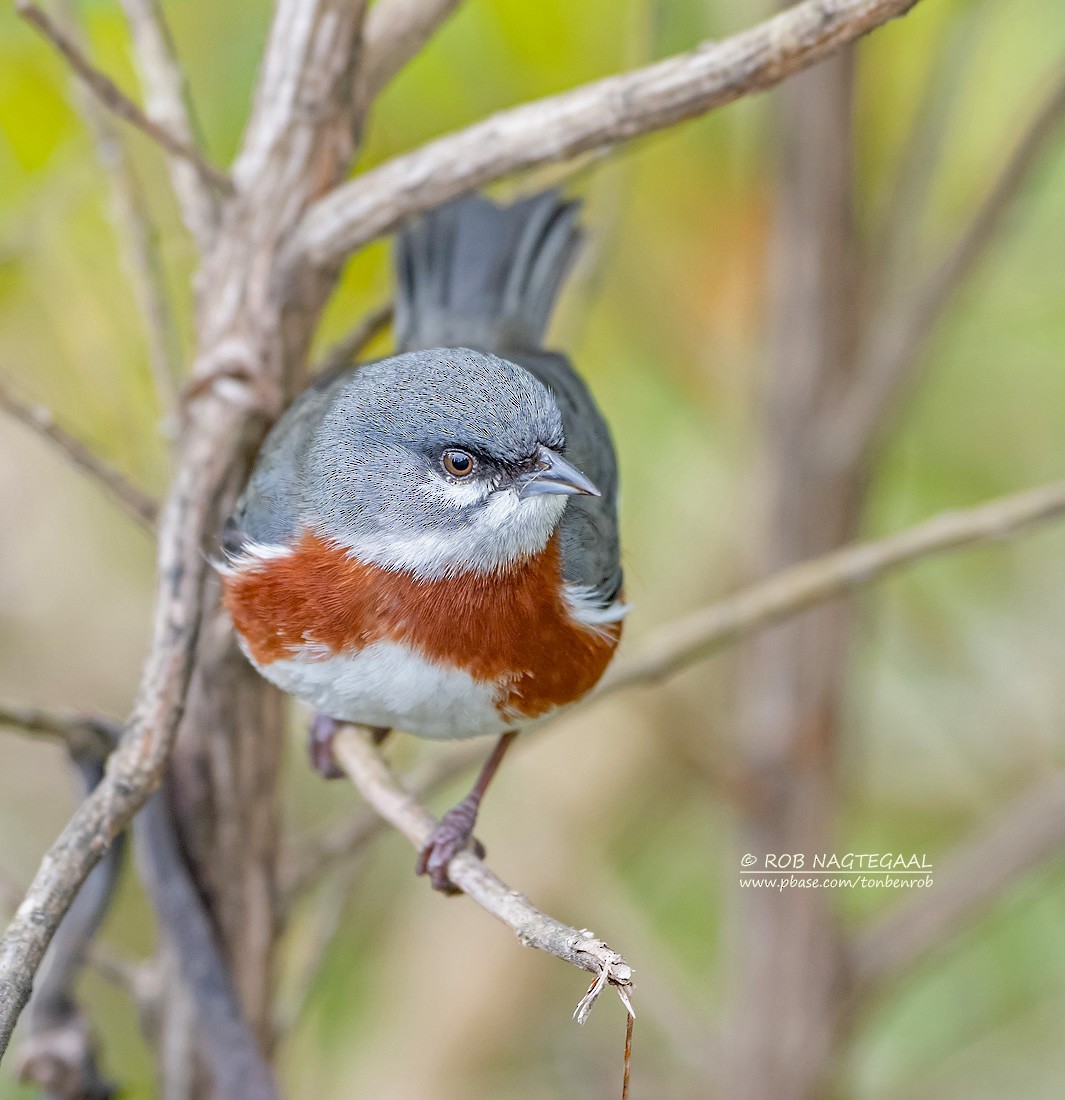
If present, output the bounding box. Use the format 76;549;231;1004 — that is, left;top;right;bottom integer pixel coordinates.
511;349;623;608
222;365;353;557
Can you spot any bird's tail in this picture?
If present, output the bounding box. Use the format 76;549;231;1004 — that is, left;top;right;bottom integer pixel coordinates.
394;189;582;354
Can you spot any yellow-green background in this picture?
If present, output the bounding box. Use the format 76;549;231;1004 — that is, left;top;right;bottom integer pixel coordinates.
3;0;1065;1096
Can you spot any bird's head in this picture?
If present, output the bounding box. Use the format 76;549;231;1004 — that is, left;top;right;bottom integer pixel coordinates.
305;348;599;579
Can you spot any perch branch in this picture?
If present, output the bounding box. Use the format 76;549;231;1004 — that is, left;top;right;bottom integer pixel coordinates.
0;379;158;533
293;0;922;268
331;726;635;1022
853;769;1065;991
288;478;1065;898
16;1;232;196
117;0;222;247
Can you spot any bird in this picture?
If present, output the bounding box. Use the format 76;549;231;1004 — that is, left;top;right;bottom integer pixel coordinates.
220;190;625;892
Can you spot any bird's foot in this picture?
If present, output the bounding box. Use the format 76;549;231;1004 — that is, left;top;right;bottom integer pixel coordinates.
415;796;486;894
307;713;344;780
308;717;390;779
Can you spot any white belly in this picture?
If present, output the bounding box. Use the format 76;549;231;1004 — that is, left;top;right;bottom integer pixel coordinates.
254;640;511;740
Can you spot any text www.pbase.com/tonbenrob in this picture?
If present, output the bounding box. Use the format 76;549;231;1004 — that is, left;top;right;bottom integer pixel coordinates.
740;874;934;890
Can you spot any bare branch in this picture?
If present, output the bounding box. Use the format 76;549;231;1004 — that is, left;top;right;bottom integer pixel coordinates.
0;379;158;533
117;0;222;248
0;399;250;1059
292;0;922;269
833;64;1065;467
852;770;1065;992
16;1;232;196
600;479;1065;695
313;301;393;377
355;0;463;109
0;703;117;761
331;726;635;1021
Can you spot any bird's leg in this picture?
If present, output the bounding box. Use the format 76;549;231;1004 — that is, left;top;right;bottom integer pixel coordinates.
307;713;390;779
417;731;517;894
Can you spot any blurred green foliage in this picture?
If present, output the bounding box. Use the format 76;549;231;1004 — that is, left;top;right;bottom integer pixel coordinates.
2;1;1065;1097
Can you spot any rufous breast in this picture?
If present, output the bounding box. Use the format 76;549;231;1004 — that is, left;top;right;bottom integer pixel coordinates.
223;531;621;723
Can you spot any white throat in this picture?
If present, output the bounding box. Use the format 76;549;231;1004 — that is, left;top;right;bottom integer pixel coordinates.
330;489;567;580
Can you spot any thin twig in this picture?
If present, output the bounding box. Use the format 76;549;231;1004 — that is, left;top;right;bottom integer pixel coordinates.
852;769;1065;992
313;302;394;377
117;0;221;248
331;726;635;1021
622;1011;634;1100
0;379;158;533
16;1;232;195
834;63;1065;467
0;703;117;761
292;0;923;268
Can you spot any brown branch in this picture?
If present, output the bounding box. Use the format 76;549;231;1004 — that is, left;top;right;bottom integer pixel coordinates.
16;1;232;196
0;703;117;761
331;726;635;1022
117;0;221;249
852;770;1065;992
313;301;394;377
599;479;1065;695
833;63;1065;467
355;0;463;109
292;0;922;268
0;379;158;533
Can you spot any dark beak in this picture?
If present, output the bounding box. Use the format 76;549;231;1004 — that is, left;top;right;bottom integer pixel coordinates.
520;445;601;498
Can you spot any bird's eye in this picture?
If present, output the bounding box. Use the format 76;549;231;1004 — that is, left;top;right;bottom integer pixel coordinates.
442;449;475;478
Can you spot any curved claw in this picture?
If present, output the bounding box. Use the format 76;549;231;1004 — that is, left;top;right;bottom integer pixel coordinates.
416;799;484;894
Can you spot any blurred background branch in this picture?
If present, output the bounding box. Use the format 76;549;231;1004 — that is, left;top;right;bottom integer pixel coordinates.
0;379;158;532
